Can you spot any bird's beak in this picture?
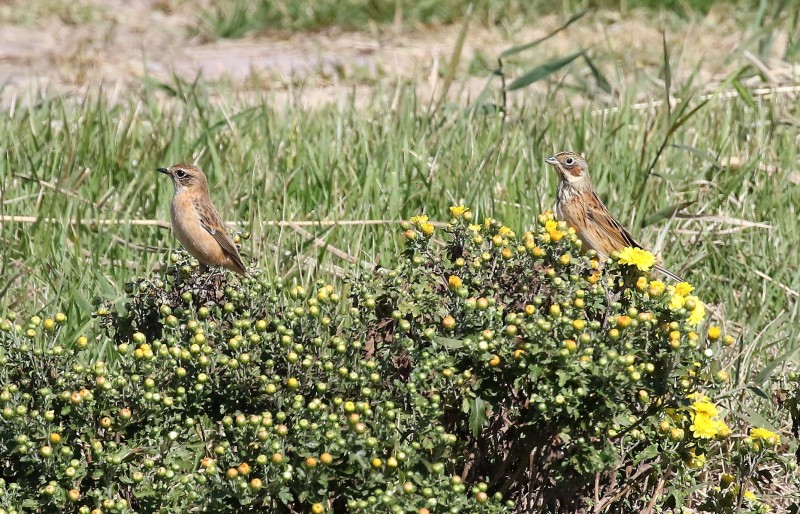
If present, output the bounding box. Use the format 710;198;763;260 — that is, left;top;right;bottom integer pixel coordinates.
544;156;558;166
156;167;171;175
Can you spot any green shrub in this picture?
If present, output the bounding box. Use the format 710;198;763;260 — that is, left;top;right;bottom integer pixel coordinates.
0;208;795;513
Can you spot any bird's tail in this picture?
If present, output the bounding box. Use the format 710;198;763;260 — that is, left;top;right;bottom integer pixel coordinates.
654;264;683;282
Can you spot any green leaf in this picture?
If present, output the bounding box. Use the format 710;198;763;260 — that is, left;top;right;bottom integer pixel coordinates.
737;401;778;431
747;384;770;400
133;486;156;498
506;50;585;91
753;345;800;385
499;10;589;59
434;336;464;349
277;487;294;505
582;53;612;93
352;452;369;469
732;78;757;109
634;443;660;464
468;397;488;437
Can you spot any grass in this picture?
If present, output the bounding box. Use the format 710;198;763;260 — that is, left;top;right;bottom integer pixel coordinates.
1;1;799;446
196;0;796;40
0;0;105;26
2;78;799;383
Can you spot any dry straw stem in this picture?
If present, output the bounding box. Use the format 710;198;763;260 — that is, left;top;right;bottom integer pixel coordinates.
0;216;449;229
590;84;800;116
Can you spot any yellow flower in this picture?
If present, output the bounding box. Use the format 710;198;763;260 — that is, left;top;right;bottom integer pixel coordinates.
545;220;558;232
743;490;757;502
687;297;706;326
468;224;482;233
720;473;735;488
668;293;685;310
498;226;515;238
421;223;434;237
750;427;780;445
687;396;730;440
690;413;719;439
617;247;656;272
648;280;665;296
409;215;428;226
448;275;462;290
674;282;694;296
483;217;494;229
692;400;719;418
449;205;469;218
687;451;706;469
707;326;721;340
687;392;710;403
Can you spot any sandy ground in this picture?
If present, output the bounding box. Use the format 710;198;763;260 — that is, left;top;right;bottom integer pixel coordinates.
0;0;797;108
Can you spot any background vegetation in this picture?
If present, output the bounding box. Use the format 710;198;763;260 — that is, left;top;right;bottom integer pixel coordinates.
1;0;799;512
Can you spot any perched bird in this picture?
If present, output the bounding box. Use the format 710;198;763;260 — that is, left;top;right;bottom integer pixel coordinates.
544;151;681;281
156;163;248;276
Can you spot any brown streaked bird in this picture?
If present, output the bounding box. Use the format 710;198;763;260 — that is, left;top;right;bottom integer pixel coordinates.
544;151;681;281
157;163;248;277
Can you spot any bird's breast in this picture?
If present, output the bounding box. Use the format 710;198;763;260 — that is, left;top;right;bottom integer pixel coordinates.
170;192;225;266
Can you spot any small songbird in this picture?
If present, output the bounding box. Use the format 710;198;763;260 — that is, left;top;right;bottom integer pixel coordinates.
157;163;248;276
544;151;681;281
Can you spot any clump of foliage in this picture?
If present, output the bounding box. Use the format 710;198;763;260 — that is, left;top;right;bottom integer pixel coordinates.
0;209;796;513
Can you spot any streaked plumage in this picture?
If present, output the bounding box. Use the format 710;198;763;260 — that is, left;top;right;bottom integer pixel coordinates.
545;151;681;281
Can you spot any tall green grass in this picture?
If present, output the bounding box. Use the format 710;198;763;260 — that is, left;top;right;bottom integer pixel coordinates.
1;70;799;395
197;0;798;39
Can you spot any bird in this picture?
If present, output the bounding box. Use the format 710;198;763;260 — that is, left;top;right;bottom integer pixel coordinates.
156;163;248;277
544;151;681;281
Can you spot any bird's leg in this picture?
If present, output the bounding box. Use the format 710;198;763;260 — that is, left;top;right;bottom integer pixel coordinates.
601;278;612;329
198;264;220;290
588;257;613;329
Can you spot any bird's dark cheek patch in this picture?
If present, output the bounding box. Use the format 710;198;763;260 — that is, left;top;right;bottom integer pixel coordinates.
567;167;582;177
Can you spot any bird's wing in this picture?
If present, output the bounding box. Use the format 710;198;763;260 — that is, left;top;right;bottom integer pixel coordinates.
585;193;683;281
584;191;642;251
193;198;247;274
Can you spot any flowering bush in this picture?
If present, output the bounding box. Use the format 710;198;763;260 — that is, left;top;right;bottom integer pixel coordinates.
0;208;796;513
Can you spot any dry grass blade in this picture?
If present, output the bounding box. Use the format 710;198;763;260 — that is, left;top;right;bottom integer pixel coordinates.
111;235;169;253
0;216;171;228
434;3;472;110
591;85;800;116
0;216;450;229
752;269;800;298
673;214;773;230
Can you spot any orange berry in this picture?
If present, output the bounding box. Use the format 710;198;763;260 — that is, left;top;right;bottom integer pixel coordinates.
441;315;456;331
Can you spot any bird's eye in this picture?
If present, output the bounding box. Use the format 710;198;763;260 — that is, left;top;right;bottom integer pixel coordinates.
175;170;187;179
565;157;575;166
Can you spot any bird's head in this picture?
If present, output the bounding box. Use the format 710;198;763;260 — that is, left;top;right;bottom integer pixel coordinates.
156;163;208;191
544;152;590;185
